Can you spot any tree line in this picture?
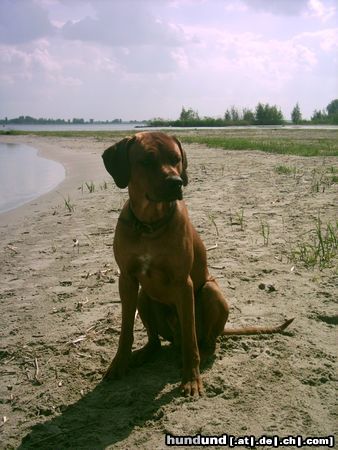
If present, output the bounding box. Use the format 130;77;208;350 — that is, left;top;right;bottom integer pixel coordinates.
149;99;338;127
1;99;337;127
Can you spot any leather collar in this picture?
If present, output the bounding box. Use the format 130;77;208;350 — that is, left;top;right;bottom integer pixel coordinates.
119;202;177;234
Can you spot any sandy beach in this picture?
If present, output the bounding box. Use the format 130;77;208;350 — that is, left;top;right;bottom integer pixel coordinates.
0;134;337;449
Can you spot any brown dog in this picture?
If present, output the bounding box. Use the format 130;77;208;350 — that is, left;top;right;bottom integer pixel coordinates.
102;132;293;396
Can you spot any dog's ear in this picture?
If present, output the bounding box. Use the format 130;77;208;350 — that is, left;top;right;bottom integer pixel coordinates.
173;137;188;186
102;137;134;188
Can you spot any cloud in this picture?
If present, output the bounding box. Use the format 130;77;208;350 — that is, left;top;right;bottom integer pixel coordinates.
241;0;337;21
294;28;338;52
307;0;336;21
0;0;337;120
0;41;81;87
223;1;249;13
58;1;188;74
61;1;184;47
242;0;309;16
0;0;55;44
115;46;181;73
182;26;318;90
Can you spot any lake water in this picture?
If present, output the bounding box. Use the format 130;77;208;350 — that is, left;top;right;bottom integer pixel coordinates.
2;123;146;132
0;143;65;214
3;123;338;132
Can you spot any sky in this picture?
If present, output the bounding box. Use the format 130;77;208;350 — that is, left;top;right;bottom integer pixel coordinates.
0;0;337;121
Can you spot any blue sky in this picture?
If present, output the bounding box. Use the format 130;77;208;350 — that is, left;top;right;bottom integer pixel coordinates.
0;0;337;120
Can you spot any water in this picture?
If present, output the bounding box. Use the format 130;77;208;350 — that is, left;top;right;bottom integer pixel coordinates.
0;143;65;214
2;123;146;132
3;123;338;132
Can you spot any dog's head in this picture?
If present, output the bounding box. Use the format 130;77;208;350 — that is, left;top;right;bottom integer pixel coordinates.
102;132;188;202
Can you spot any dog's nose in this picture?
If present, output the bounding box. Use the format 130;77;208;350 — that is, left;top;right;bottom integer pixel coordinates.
165;175;183;188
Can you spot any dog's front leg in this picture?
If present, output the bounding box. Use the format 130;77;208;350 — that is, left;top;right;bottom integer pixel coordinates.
104;273;139;379
176;278;203;396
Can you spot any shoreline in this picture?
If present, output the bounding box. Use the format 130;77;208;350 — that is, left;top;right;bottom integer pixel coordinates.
0;143;65;216
0;135;109;227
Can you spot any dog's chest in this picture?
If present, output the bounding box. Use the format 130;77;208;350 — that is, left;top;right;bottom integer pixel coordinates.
135;252;168;280
138;254;152;276
132;251;175;302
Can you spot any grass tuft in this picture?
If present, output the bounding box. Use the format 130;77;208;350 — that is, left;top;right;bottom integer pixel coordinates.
274;165;297;175
290;218;337;269
59;194;75;213
100;181;108;190
85;181;95;193
260;220;271;246
230;209;245;231
310;167;338;193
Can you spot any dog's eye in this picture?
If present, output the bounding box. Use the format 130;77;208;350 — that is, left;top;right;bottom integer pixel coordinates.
140;155;156;167
170;155;181;165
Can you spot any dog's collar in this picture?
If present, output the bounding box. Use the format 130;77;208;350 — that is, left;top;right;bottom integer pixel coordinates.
120;202;177;234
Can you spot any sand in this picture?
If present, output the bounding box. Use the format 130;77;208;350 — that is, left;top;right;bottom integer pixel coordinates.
0;134;337;449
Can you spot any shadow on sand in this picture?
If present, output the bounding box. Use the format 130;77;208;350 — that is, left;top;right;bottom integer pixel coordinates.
19;347;181;449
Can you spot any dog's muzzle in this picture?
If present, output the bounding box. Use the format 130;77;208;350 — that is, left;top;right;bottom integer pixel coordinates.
164;175;183;200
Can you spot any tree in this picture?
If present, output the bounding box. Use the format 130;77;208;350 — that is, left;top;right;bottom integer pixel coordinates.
223;107;241;122
326;99;338;124
230;106;240;121
291;103;302;124
242;108;255;124
310;100;338;124
255;103;265;124
311;109;326;122
326;99;338;116
224;109;231;121
254;103;284;125
179;106;199;121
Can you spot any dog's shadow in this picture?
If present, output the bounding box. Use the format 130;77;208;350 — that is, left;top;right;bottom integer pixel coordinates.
19;347;181;449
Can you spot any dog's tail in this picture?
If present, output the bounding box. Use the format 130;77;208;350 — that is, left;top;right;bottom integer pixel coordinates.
222;317;294;336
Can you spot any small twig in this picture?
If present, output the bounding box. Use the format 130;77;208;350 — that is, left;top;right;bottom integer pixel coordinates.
4;356;15;365
34;357;40;382
69;315;120;347
69;335;87;345
25;367;32;381
75;352;92;359
0;416;8;428
207;243;218;251
6;245;18;254
209;215;219;238
46;356;54;365
84;233;94;244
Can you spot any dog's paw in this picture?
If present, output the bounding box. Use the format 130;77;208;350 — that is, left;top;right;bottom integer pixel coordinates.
180;378;204;396
130;341;162;367
103;356;129;381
